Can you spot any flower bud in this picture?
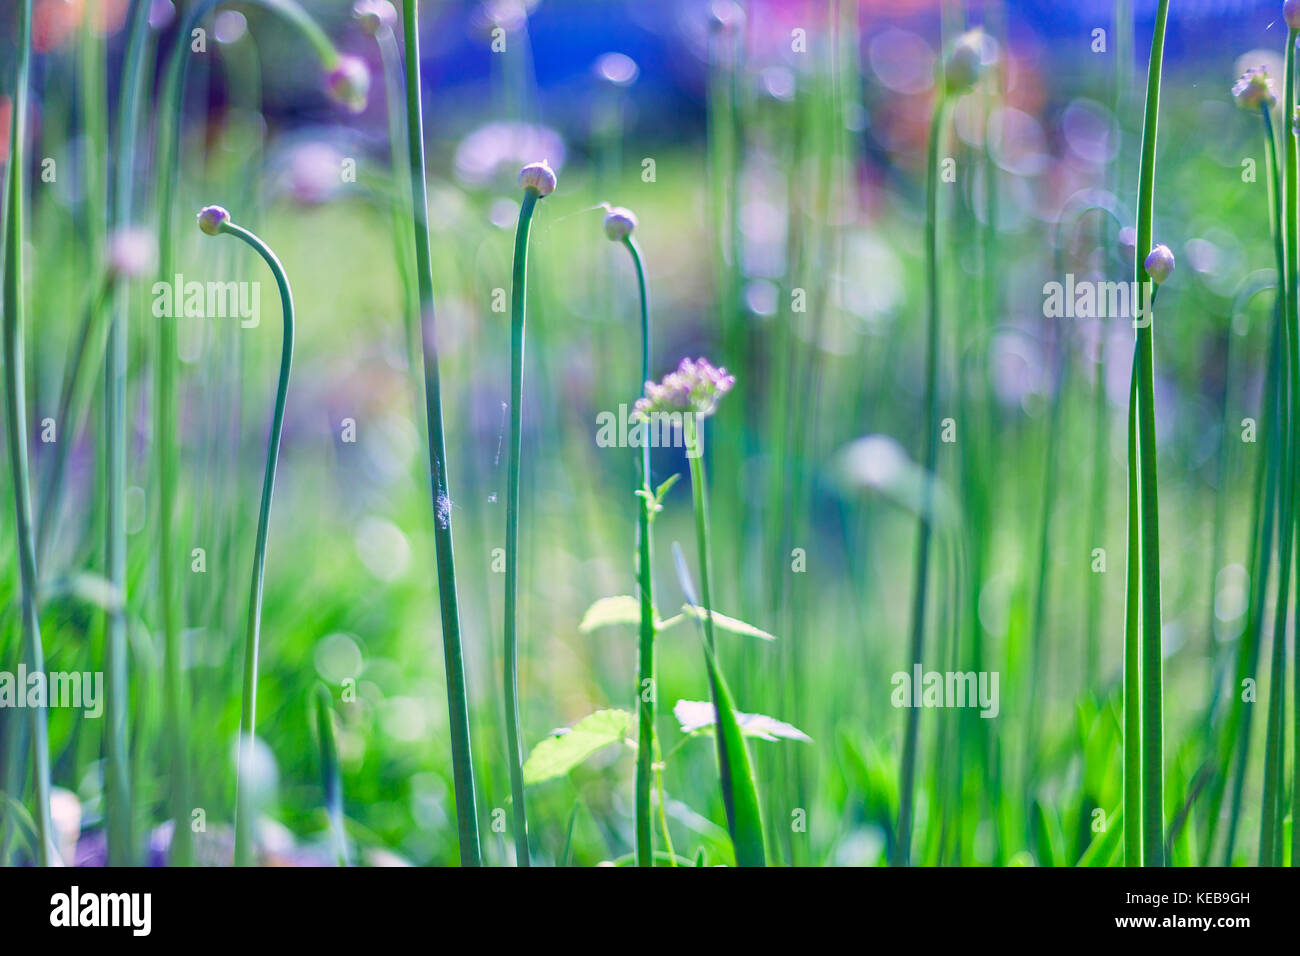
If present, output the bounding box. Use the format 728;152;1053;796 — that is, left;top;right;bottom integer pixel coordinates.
325;55;370;113
603;206;637;241
197;205;231;236
352;0;396;36
1144;244;1175;285
518;160;557;197
944;30;992;96
1286;0;1300;31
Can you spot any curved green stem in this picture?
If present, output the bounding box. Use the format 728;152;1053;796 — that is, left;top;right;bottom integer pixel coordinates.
1;0;53;867
208;217;294;867
400;0;481;867
622;235;656;866
505;188;540;866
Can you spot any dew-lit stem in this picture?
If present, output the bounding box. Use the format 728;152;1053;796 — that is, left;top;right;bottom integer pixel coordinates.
400;0;481;867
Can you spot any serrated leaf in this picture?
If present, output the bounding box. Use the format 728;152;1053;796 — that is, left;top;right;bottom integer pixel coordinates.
578;596;642;632
674;700;812;742
523;709;634;786
680;605;776;641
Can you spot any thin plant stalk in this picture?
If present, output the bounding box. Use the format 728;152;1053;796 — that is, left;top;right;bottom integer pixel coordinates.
505;186;542;867
894;94;949;868
1129;0;1170;867
33;277;112;563
1123;320;1143;866
621;234;656;867
0;0;53;867
201;213;295;867
400;0;481;867
314;685;349;866
1262;25;1299;868
102;0;155;866
1288;31;1300;872
1214;103;1287;865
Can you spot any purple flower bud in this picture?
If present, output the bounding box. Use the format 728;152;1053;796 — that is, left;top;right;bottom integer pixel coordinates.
518;160;557;197
1144;244;1175;285
106;227;158;279
353;0;396;36
197;205;231;236
1286;0;1300;31
325;55;370;114
603;206;637;241
1232;66;1276;111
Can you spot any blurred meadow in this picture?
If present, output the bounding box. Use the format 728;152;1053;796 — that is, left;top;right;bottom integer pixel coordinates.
0;0;1297;867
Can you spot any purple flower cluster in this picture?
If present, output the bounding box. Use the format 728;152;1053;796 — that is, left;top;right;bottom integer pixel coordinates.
634;356;735;421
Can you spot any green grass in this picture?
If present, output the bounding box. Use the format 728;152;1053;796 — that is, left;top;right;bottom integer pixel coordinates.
4;0;1300;870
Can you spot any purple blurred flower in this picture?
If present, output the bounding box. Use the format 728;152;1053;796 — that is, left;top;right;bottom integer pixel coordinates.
1232;66;1276;111
1118;226;1136;265
282;141;346;205
593;52;638;87
454;121;566;187
325;55;370;113
106;227;158;279
634;357;736;420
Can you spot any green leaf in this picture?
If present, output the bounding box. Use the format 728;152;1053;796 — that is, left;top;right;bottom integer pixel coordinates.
523;710;634;786
679;606;775;641
1077;807;1123;867
578;596;642;632
655;473;680;504
699;642;767;866
674;700;811;743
